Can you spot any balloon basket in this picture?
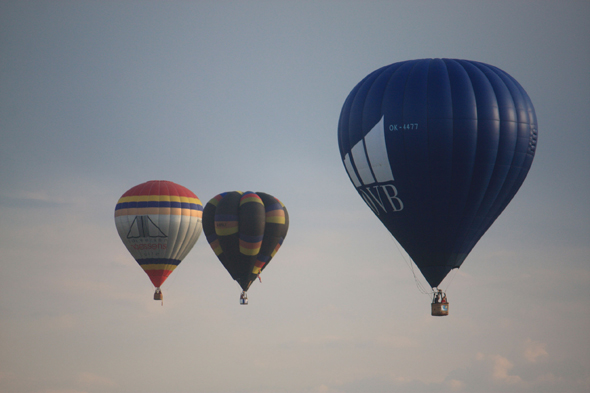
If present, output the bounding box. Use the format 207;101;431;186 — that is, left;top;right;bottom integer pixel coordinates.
431;302;449;316
154;288;163;301
240;291;248;305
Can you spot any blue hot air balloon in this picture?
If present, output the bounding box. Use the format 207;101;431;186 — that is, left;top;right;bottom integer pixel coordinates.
338;58;537;292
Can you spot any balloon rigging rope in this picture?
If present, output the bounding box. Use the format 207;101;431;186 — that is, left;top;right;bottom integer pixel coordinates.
389;235;432;296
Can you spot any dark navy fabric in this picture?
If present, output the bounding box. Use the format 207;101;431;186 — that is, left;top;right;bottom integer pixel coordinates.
338;59;537;288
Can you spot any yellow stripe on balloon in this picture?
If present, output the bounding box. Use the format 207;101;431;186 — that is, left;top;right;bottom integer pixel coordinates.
270;244;281;257
142;264;178;271
215;224;238;236
115;208;203;218
240;195;263;206
240;246;261;256
210;239;223;256
266;216;285;224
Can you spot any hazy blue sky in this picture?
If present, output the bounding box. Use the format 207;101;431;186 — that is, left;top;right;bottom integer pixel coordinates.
1;1;588;393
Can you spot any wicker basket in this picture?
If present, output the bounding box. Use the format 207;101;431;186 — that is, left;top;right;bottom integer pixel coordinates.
431;302;449;316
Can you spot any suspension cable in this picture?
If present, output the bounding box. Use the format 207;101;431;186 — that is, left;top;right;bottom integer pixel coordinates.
389;234;432;297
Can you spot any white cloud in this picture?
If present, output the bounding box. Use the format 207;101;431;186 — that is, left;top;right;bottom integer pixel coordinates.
446;379;465;391
77;371;117;388
523;338;548;363
492;355;523;385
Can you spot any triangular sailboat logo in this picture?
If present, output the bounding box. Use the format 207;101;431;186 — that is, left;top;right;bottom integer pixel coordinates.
126;215;167;239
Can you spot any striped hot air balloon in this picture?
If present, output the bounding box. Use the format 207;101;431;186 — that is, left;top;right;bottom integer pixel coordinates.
202;191;289;304
114;180;203;301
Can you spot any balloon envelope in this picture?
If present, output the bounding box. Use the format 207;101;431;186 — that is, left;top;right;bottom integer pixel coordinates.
114;180;203;288
338;58;537;288
202;191;289;292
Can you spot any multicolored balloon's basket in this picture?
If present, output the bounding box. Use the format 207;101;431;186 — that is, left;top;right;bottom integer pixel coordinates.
240;291;248;305
431;302;449;316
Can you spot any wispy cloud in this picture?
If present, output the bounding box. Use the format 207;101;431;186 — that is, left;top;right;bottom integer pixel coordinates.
0;192;70;209
492;354;523;385
523;338;548;363
77;371;118;388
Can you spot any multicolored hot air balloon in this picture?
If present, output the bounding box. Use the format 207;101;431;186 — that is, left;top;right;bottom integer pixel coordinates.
338;59;537;313
202;191;289;304
114;180;203;301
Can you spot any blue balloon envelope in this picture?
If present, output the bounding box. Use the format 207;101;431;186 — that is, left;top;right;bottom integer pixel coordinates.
338;59;538;288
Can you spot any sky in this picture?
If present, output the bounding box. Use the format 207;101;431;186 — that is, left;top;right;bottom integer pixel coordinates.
0;1;589;393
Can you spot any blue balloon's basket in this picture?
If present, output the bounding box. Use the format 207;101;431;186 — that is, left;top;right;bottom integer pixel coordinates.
431;302;449;316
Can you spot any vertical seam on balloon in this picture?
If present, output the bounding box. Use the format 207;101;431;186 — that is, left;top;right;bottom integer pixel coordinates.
180;187;198;262
346;91;365;187
472;63;500;222
176;183;189;261
148;181;159;257
346;77;366;186
459;61;503;263
470;64;515;244
361;139;376;183
399;60;425;278
425;59;435;249
177;184;190;262
479;68;535;240
362;67;391;184
486;69;520;227
441;59;456;272
169;183;186;284
148;181;162;286
454;60;479;265
223;192;241;284
466;60;485;260
401;60;421;195
170;182;183;260
429;59;448;273
167;182;179;265
174;183;190;262
339;83;362;171
445;59;467;259
240;192;263;265
444;59;455;216
182;189;201;261
258;193;275;275
158;181;168;261
209;194;225;258
441;59;465;272
466;59;478;214
379;61;405;176
181;189;198;261
364;63;405;186
444;59;458;272
380;63;401;182
350;68;387;187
